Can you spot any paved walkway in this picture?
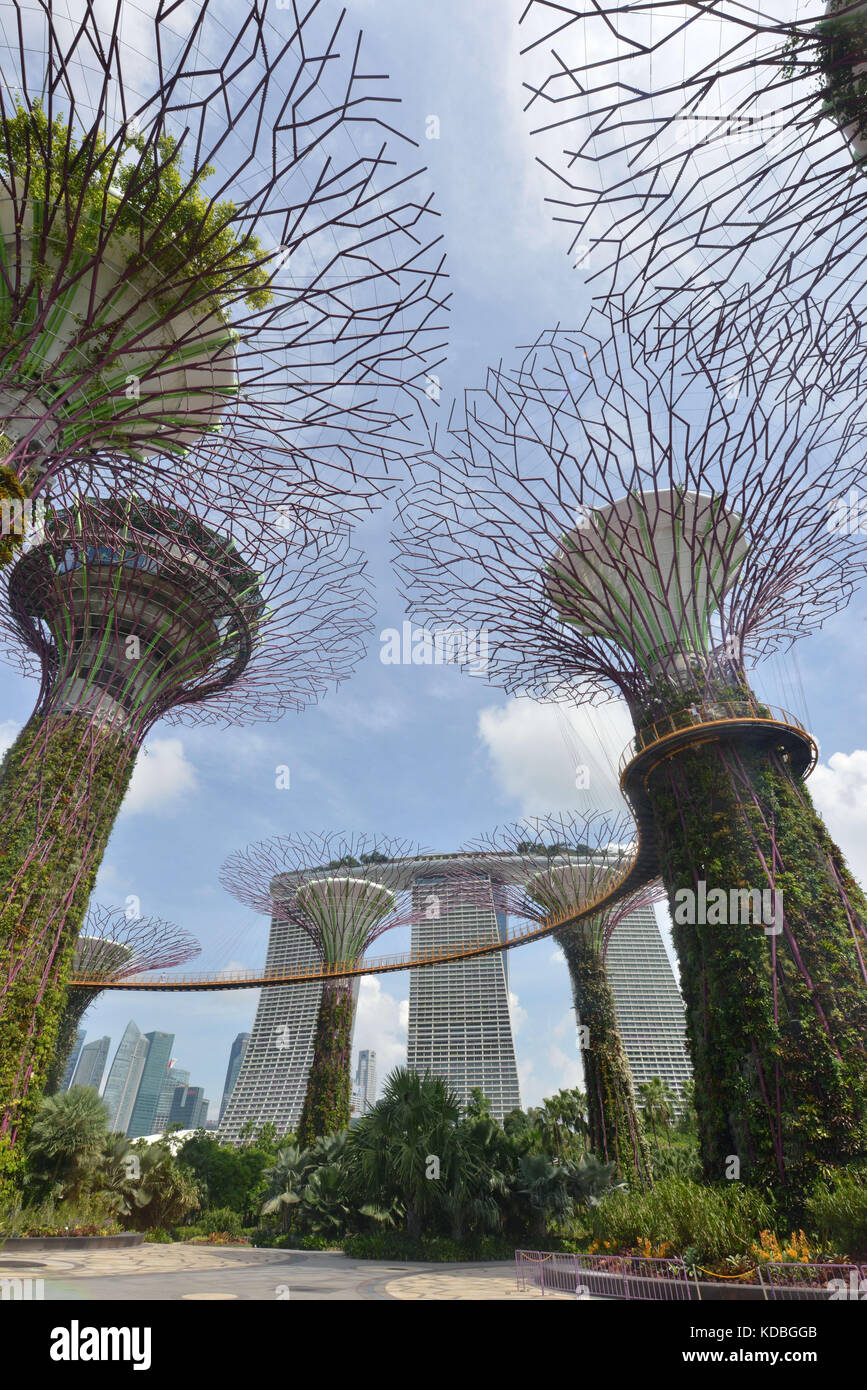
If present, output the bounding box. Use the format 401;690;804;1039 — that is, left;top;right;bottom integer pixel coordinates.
0;1244;570;1301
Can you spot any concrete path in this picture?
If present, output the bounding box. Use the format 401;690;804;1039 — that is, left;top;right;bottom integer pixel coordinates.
0;1244;571;1301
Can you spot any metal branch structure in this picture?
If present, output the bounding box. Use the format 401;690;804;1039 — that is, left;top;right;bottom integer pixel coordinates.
517;0;867;334
395;306;867;1198
0;0;450;555
0;492;371;1177
220;833;500;1143
466;812;659;1183
44;903;200;1095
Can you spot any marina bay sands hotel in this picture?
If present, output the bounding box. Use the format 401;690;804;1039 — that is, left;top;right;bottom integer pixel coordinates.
218;852;690;1140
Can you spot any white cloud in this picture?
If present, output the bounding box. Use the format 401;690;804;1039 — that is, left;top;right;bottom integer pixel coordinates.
547;1043;581;1091
553;1009;574;1042
810;749;867;891
508;989;528;1035
120;737;198;817
0;720;21;759
477;695;633;814
352;976;409;1097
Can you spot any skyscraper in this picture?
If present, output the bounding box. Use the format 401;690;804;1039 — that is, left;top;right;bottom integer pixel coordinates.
127;1031;175;1138
102;1021;149;1134
60;1029;86;1091
354;1050;377;1114
70;1035;110;1092
219;1033;250;1122
406;856;522;1121
154;1062;190;1132
605;903;692;1103
218;911;358;1144
168;1086;210;1129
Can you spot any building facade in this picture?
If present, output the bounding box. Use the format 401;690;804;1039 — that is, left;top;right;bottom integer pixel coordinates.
219;1033;250;1122
605;903;692;1103
354;1049;376;1114
71;1035;110;1092
406;862;522;1120
60;1029;87;1091
218;912;358;1144
169;1086;210;1129
102;1021;149;1133
127;1031;175;1138
153;1062;190;1132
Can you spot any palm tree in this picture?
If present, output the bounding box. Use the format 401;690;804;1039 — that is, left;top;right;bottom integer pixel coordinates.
24;1087;110;1201
351;1068;463;1241
637;1078;677;1150
261;1144;312;1233
528;1088;590;1162
125;1142;200;1231
513;1153;574;1240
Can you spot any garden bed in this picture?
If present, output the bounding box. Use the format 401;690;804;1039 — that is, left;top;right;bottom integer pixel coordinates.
1;1233;145;1251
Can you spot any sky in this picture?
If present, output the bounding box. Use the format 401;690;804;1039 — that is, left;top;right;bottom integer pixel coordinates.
4;0;867;1120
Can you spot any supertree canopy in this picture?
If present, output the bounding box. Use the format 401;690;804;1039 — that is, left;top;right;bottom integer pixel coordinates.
466;813;660;1184
517;0;867;331
0;491;372;1176
44;903;200;1095
394;306;867;1200
0;0;450;553
220;833;496;1145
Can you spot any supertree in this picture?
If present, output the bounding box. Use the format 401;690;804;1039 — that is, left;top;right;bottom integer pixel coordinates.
465;813;662;1184
394;305;867;1201
0;490;372;1177
220;833;497;1145
516;0;867;334
44;903;201;1095
0;0;450;555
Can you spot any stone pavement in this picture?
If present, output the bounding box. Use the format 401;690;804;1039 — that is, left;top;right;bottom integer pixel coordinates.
0;1244;571;1301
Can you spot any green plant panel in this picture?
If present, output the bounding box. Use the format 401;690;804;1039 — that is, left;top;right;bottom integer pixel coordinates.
0;712;136;1187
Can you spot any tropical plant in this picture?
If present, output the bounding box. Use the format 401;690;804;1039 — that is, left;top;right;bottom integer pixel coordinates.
637;1078;678;1150
805;1167;867;1259
123;1141;200;1231
527;1088;590;1161
23;1087;111;1201
350;1069;464;1241
585;1176;776;1266
0;100;272;316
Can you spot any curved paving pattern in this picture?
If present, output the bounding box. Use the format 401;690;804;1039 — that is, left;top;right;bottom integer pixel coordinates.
0;1244;564;1300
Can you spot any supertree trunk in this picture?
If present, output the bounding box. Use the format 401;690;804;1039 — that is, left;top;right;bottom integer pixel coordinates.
636;685;867;1204
296;980;356;1148
0;712;136;1182
558;926;652;1186
43;988;91;1096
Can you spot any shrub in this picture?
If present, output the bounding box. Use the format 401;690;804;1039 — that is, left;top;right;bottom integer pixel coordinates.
251;1231;339;1251
196;1207;244;1239
584;1176;776;1265
805;1167;867;1259
1;1193;121;1238
342;1231;515;1262
144;1229;173;1243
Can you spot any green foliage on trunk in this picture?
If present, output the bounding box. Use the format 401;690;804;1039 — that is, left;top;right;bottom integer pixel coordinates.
296;981;355;1148
558;925;652;1185
642;699;867;1204
0;463;29;566
43;989;92;1096
0;713;136;1186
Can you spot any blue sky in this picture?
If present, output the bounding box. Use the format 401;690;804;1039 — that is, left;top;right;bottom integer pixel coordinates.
4;0;867;1118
